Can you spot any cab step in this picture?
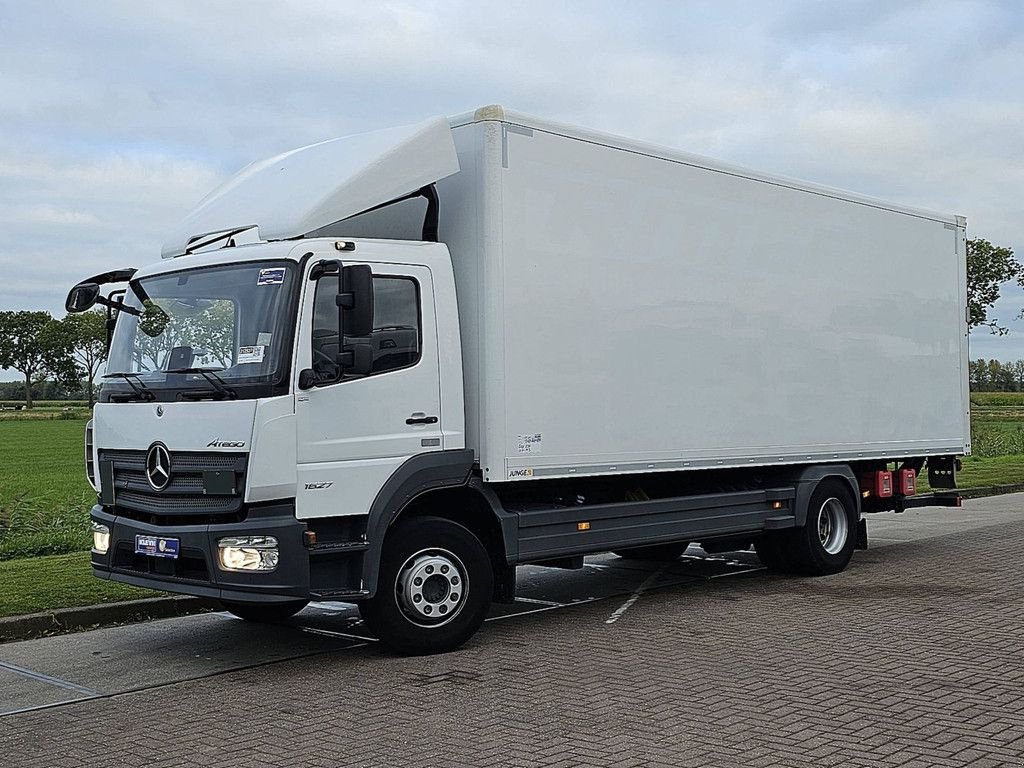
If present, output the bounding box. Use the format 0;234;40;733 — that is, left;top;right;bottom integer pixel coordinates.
310;589;371;601
307;540;369;556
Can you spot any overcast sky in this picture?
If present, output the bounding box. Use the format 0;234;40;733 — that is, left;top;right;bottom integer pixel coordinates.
1;0;1022;371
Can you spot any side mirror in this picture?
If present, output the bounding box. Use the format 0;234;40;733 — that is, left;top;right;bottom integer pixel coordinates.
298;368;318;390
304;260;375;388
340;265;374;338
66;283;101;313
308;260;374;337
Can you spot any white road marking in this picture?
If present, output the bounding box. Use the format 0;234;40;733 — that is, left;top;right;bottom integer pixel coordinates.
709;566;763;579
605;567;666;625
0;661;100;697
486;603;570;621
514;597;564;607
297;626;377;643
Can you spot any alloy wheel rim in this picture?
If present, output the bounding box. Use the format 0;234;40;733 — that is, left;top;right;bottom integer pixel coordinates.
817;497;849;555
394;548;468;628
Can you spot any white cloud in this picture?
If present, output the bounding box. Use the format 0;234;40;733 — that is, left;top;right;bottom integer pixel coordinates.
7;204;99;226
0;0;1022;362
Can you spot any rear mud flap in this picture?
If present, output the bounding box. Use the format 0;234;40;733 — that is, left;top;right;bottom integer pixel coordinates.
856;518;868;550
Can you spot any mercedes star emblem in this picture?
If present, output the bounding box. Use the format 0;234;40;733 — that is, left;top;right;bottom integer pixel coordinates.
145;442;172;491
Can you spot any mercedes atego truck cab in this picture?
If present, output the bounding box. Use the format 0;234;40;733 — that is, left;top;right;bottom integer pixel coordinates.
75;236;468;643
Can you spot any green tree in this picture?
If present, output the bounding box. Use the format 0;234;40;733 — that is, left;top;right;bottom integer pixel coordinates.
1013;360;1024;391
995;360;1016;392
986;359;1003;392
56;310;107;407
129;299;235;371
0;311;74;408
967;238;1022;335
969;358;989;391
181;300;235;368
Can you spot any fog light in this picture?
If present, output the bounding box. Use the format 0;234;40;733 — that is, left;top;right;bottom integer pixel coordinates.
217;536;279;572
92;522;110;554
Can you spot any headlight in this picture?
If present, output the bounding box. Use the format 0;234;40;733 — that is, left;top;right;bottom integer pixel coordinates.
92;522;110;554
217;536;279;572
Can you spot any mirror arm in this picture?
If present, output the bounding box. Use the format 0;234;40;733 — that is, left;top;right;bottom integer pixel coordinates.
308;259;342;281
94;293;141;316
104;289;127;353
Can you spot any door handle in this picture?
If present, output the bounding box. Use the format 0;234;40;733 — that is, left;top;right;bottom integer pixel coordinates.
406;414;439;425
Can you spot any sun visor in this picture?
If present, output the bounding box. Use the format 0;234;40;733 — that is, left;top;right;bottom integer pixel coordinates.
161;116;460;258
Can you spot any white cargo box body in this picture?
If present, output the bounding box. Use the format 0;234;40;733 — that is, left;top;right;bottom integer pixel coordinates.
435;108;969;483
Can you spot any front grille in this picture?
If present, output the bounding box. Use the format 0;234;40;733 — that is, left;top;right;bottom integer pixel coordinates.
99;449;247;519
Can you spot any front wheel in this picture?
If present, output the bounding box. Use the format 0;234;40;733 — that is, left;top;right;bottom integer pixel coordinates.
221;599;309;623
358;516;493;655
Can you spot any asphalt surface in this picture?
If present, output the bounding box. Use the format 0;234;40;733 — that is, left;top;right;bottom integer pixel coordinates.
1;494;1023;767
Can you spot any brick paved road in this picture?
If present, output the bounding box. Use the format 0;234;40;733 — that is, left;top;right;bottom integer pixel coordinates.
2;513;1024;767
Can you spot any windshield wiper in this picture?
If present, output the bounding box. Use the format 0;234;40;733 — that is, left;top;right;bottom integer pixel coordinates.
164;368;238;400
102;372;156;401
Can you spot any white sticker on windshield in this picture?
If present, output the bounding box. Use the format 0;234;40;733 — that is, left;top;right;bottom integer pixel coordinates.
237;345;265;364
257;268;286;286
256;332;272;346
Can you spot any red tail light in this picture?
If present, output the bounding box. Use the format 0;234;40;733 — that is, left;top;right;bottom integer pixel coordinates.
859;469;894;498
898;468;916;496
875;470;893;498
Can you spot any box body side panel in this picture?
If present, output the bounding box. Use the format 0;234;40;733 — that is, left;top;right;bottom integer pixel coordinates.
494;125;967;480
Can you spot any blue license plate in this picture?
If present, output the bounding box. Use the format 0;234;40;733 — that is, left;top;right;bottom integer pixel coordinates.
135;534;180;559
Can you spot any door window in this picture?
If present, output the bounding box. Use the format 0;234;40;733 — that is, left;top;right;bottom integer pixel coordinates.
311;275;421;381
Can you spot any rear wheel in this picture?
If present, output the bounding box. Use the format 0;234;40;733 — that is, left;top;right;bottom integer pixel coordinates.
614;542;690;561
359;516;493;655
753;535;791;572
756;478;857;576
221;599;308;623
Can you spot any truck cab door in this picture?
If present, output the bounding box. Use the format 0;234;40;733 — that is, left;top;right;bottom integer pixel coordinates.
294;258;443;520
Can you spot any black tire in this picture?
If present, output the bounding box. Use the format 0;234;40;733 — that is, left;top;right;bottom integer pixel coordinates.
221;599;308;623
358;516;493;655
614;542;690;561
756;478;857;576
753;534;792;573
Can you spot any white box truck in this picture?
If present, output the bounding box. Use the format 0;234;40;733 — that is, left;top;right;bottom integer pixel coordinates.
67;106;969;653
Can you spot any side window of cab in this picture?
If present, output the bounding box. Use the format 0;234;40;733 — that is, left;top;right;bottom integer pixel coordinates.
311;275;421;382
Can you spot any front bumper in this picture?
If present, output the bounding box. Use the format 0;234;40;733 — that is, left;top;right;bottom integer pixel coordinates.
90;503;310;604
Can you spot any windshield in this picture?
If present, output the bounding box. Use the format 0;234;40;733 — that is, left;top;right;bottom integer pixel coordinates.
105;261;297;398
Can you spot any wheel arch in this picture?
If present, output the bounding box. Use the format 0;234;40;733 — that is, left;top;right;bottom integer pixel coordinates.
361;451;515;598
784;464;860;527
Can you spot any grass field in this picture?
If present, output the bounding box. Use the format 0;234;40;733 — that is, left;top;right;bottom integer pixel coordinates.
0;552;153;618
0;418;159;613
0;405;91;422
0;418;95;559
971;392;1024;406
